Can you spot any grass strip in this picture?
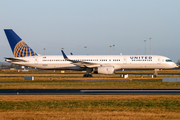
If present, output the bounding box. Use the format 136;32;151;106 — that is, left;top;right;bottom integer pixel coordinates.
0;99;180;112
0;80;180;89
0;95;180;119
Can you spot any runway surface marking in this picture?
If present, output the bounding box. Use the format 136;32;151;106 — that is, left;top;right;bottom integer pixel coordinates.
1;89;180;95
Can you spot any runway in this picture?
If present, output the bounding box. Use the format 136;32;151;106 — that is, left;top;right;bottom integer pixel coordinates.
1;73;180;75
1;89;180;95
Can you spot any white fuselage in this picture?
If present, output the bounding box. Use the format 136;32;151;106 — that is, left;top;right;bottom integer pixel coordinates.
7;55;177;70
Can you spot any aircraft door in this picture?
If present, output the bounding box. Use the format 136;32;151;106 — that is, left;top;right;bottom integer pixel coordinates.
123;57;127;64
35;58;38;65
158;58;161;64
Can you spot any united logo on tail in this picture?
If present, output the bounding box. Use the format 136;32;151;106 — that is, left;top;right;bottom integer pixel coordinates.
4;29;38;57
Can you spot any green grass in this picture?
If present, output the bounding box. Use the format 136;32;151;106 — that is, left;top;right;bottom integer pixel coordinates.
1;71;180;89
0;80;180;89
0;99;180;112
1;70;180;119
1;95;180;119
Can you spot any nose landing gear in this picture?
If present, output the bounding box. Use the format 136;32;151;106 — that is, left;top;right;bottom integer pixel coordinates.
153;69;159;78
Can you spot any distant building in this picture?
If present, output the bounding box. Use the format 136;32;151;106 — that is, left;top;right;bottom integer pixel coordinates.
177;59;180;67
0;62;21;69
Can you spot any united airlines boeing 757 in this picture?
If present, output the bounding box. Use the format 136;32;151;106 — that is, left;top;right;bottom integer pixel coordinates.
4;29;177;77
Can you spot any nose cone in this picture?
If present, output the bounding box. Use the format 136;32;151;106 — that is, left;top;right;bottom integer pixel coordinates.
173;62;178;68
175;64;179;68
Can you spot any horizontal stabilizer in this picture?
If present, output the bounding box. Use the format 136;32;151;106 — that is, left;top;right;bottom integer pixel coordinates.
5;57;28;62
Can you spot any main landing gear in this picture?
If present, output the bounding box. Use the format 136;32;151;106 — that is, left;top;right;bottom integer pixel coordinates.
83;74;92;77
83;68;93;77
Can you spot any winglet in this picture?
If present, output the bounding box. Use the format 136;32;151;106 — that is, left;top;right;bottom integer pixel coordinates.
61;50;69;60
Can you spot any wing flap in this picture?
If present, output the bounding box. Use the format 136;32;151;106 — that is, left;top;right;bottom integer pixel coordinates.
71;61;101;68
61;50;101;68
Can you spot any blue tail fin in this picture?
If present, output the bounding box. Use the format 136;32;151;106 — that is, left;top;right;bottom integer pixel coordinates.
4;29;38;57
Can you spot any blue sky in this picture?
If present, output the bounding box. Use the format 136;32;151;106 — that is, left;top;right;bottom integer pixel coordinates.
0;0;180;62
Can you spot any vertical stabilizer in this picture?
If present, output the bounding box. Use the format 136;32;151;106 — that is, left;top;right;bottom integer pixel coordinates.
4;29;38;57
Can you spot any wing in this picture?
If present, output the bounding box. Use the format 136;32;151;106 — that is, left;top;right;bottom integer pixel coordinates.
61;50;101;68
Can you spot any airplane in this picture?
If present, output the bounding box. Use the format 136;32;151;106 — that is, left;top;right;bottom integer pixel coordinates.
4;29;177;77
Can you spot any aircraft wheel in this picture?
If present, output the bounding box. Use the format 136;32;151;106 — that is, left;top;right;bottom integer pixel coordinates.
88;74;92;77
83;74;92;77
83;74;88;77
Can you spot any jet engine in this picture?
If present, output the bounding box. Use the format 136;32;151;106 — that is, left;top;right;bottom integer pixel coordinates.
93;66;115;74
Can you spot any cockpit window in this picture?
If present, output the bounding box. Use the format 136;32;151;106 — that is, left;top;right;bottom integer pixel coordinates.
166;59;172;62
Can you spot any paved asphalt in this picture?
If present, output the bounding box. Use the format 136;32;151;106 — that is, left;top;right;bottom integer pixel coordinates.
1;73;180;75
1;89;180;95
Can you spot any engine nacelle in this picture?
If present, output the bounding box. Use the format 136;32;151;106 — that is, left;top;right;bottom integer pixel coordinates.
94;66;115;74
